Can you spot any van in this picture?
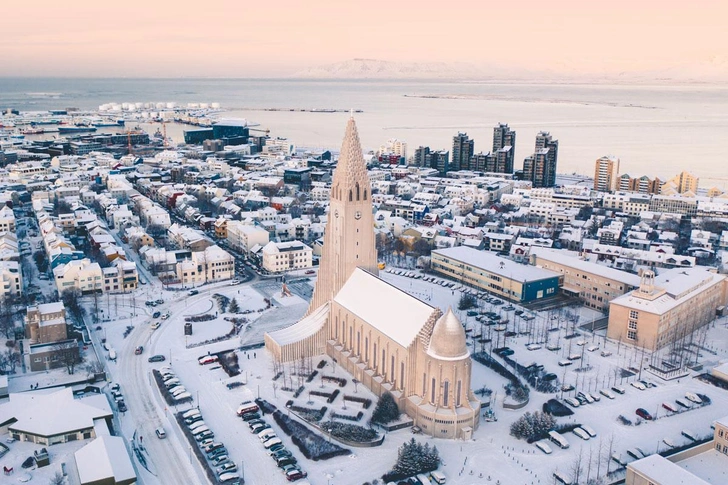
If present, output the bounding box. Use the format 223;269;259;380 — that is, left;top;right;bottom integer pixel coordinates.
526;344;542;351
553;471;571;485
263;437;282;449
548;431;570;449
580;425;597;438
430;471;446;484
192;425;210;436
558;360;573;367
237;401;259;416
182;408;201;419
535;441;553;454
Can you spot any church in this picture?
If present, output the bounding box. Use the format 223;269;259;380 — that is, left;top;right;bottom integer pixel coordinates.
265;117;480;439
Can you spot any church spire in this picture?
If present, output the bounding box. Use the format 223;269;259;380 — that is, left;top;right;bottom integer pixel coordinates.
306;117;378;316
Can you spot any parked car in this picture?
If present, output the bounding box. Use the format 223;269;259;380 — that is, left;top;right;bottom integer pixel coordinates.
198;355;218;365
148;355;166;363
156;299;165;305
685;392;703;404
662;402;678;412
675;398;690;409
161;313;170;320
600;350;613;357
564;398;580;408
218;463;238;474
212;455;230;466
150;321;161;330
242;412;261;422
611;386;626;395
630;381;647;391
600;389;615;400
188;289;199;296
152;311;161;319
636;408;653;420
285;469;308;482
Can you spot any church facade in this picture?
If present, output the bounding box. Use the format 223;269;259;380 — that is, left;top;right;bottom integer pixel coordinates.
265;118;480;439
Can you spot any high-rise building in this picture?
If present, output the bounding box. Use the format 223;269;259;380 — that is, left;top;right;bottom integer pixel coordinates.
427;150;450;175
618;174;662;194
379;138;408;160
492;123;516;173
413;146;430;167
523;131;558;187
451;132;474;172
661;170;699;194
594;156;620;192
468;152;495;172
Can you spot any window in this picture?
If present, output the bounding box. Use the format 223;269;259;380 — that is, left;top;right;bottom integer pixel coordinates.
628;321;637;330
627;330;637;340
431;377;436;403
443;381;449;407
456;381;462;407
629;310;639;319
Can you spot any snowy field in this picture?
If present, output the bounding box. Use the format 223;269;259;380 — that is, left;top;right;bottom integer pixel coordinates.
10;266;727;485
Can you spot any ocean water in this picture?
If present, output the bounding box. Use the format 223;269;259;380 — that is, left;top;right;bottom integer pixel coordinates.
1;78;727;187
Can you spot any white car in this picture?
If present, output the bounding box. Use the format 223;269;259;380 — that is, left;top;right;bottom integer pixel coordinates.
630;381;647;391
599;389;615;400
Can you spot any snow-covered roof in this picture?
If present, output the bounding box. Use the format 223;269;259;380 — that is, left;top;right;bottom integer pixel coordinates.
433;246;560;283
1;388;112;437
531;248;641;286
75;435;136;485
334;268;435;348
628;454;710;485
266;303;329;346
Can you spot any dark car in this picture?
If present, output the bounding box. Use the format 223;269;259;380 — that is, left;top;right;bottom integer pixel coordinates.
498;348;515;356
242;412;261;421
636;408;653;420
148;354;166;363
156;299;165;305
118;401;128;412
152;311;161;319
504;331;517;337
514;309;524;315
277;457;298;468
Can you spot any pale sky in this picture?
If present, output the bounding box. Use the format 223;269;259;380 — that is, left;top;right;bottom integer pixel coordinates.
2;0;727;77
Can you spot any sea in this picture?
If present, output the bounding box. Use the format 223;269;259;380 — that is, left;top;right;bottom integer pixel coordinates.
1;77;728;188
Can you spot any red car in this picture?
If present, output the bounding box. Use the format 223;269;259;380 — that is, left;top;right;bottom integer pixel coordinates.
305;270;315;274
286;470;307;482
636;408;653;420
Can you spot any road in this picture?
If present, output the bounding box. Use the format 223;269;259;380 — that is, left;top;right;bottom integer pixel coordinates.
118;298;209;485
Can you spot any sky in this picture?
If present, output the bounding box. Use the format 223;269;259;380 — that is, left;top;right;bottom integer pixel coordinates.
2;0;727;77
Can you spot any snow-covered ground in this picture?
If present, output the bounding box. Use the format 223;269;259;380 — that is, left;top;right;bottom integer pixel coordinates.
33;265;728;485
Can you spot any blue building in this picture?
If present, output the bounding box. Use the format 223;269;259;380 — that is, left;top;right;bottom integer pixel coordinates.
431;246;562;303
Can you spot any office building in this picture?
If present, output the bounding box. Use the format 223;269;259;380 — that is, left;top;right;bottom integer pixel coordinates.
594;156;620;192
431;246;561;303
427;150;450;175
607;268;728;350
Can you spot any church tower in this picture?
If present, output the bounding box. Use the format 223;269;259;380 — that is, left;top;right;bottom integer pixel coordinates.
307;116;378;315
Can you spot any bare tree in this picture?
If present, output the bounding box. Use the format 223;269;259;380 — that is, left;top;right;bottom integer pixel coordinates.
569;447;584;485
48;471;65;485
85;360;105;376
53;341;81;375
3;347;20;374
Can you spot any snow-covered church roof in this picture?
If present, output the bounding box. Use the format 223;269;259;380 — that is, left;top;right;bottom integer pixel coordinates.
334;268;436;348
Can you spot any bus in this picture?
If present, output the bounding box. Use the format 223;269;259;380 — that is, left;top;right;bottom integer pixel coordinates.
548;431;570;449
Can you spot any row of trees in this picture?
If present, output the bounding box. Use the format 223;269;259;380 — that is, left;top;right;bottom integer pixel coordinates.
383;438;441;482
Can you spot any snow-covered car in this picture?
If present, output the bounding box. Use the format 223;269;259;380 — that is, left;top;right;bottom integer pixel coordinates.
198;355;218;365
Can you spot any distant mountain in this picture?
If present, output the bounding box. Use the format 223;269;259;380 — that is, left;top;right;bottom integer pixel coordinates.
293;58;500;80
292;58;728;84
